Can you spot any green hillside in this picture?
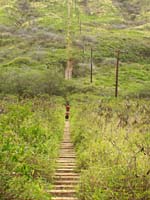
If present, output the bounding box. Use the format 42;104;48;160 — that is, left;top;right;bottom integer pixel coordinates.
0;0;149;99
0;1;150;200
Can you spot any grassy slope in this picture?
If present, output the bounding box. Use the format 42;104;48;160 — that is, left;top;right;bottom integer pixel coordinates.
0;0;149;98
70;96;150;200
0;97;64;200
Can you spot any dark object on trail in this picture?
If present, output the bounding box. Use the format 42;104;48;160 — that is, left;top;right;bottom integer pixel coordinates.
66;102;70;112
65;112;69;120
65;102;70;120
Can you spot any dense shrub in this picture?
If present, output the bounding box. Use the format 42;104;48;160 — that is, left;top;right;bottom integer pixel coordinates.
0;68;66;97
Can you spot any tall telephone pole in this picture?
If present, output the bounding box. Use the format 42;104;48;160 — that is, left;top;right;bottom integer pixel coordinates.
115;50;120;98
90;47;93;83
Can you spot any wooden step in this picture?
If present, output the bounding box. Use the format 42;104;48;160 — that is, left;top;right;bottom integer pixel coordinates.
60;147;74;149
53;185;76;190
60;149;75;151
57;162;76;165
57;163;76;166
54;176;79;181
55;173;79;176
59;156;76;159
61;142;72;143
57;159;76;161
58;157;75;159
57;166;76;169
50;121;79;200
56;162;76;166
59;154;76;156
59;155;76;157
52;197;78;200
60;146;74;148
57;159;75;162
50;189;76;197
57;166;76;170
54;180;78;185
60;151;75;153
59;153;75;154
59;153;76;156
60;148;74;150
56;169;76;173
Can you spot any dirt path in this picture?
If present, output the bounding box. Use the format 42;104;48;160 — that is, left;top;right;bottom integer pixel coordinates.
50;121;79;200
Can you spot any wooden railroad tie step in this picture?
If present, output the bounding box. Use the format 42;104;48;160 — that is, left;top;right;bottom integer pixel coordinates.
50;121;79;200
57;158;75;161
57;163;76;166
53;185;76;190
59;156;76;159
56;163;76;167
59;152;76;155
54;176;79;181
50;189;76;197
57;166;76;169
54;180;79;185
56;169;76;173
55;173;79;176
57;160;76;163
52;197;78;200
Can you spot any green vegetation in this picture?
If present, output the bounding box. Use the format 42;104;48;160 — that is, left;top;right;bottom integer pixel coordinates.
71;96;150;200
0;97;64;200
75;63;150;98
0;0;150;199
0;0;149;98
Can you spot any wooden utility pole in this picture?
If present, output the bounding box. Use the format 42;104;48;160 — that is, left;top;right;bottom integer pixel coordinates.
115;50;120;98
90;47;93;83
65;0;73;80
79;19;82;35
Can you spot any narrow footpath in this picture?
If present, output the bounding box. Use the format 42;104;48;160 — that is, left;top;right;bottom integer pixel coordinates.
51;121;79;200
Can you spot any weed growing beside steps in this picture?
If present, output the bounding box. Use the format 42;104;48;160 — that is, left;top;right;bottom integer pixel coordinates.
0;97;64;200
71;97;150;200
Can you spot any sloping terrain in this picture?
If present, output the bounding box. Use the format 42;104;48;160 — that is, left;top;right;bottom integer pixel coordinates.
0;0;149;97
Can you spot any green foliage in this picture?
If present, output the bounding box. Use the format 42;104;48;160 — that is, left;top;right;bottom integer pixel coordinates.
0;98;64;200
0;0;149;68
71;97;150;200
0;1;150;200
0;68;66;97
3;57;37;67
0;0;149;109
71;63;150;98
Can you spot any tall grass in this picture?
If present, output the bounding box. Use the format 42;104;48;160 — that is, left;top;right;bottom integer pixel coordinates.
0;96;64;200
71;97;150;200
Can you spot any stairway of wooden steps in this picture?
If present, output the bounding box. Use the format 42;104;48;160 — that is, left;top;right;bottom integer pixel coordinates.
49;121;79;200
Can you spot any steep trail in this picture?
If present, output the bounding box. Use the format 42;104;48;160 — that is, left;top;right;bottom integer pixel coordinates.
50;121;79;200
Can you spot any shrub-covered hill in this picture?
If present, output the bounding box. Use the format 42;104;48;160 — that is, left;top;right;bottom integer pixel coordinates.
0;0;150;97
